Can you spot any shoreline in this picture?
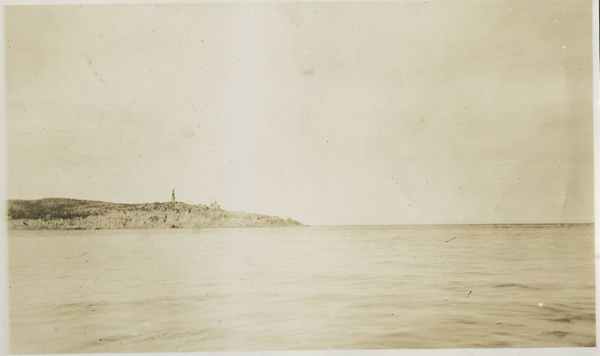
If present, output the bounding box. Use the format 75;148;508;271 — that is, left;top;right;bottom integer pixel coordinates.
7;198;305;230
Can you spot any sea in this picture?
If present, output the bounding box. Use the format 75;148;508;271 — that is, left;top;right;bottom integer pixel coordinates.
8;224;596;353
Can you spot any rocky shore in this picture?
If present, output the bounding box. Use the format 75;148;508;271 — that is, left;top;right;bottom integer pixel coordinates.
7;198;305;230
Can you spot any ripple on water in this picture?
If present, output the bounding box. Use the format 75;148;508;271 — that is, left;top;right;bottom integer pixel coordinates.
8;225;596;352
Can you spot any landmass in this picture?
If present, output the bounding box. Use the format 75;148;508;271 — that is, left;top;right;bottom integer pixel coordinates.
7;198;305;230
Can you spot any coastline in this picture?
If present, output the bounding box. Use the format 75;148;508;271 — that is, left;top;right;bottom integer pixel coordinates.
7;198;305;230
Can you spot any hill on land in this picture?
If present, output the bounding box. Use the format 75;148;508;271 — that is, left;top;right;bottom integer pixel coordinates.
7;198;305;230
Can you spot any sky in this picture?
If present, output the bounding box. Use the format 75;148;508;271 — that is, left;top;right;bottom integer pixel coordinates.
4;1;595;225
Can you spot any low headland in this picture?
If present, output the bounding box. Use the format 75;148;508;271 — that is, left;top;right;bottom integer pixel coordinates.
7;198;305;230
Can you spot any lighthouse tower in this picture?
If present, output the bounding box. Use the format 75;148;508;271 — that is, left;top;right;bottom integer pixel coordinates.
171;189;175;203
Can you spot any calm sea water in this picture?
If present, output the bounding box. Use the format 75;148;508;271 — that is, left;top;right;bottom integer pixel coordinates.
8;224;596;353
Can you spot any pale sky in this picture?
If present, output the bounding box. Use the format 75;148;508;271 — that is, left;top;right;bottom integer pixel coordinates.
4;1;595;225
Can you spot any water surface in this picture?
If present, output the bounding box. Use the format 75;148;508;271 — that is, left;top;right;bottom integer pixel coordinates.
9;224;596;353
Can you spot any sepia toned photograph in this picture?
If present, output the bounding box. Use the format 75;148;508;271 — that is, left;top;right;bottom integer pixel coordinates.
2;0;597;353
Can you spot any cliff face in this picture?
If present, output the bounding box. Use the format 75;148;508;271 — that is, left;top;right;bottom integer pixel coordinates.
7;198;305;230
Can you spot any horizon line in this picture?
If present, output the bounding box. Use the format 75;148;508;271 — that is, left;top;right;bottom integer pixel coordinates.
6;197;594;227
310;222;595;227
